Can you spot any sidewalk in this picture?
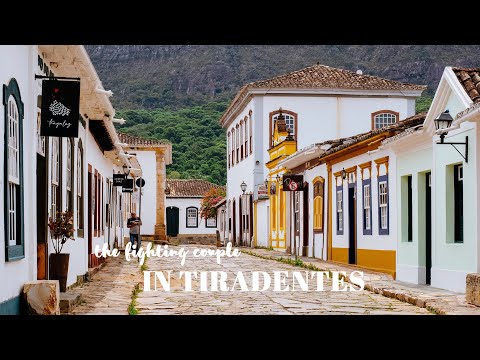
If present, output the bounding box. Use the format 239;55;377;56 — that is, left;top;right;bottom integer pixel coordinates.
245;247;480;315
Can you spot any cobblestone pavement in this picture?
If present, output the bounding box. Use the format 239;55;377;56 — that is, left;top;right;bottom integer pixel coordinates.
71;244;431;315
248;248;480;315
133;245;430;315
71;255;143;315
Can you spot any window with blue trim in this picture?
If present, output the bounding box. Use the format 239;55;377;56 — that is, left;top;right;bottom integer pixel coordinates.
336;185;343;235
378;175;389;235
362;179;372;235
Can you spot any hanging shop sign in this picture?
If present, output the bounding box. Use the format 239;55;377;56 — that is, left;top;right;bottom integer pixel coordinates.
40;80;80;137
282;175;306;191
113;174;126;187
122;178;134;193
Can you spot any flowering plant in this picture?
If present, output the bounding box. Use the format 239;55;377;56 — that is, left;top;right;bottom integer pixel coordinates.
48;211;75;254
199;187;226;220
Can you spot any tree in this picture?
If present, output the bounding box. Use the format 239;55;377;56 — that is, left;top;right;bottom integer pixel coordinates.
199;187;226;220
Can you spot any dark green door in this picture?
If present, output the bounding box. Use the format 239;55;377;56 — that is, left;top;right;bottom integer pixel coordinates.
166;206;179;237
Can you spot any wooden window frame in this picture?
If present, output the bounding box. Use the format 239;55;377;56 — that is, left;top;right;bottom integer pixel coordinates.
269;109;297;148
240;120;244;161
313;177;324;233
206;215;217;228
227;132;231;168
77;140;84;236
186;206;198;228
4;79;25;261
454;164;463;243
244;116;248;158
249;111;253;154
236;124;240;164
362;179;372;235
378;175;389;235
371;110;399;130
231;127;235;166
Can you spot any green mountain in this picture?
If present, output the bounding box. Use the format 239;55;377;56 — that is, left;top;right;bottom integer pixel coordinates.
85;45;480;184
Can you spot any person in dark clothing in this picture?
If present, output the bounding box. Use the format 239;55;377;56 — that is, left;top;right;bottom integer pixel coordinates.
127;212;142;250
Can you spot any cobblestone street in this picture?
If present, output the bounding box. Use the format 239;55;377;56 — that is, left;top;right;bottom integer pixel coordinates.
72;244;430;315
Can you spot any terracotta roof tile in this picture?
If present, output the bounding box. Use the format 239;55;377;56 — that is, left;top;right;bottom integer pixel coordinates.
166;179;225;198
319;112;427;158
118;132;169;147
221;63;426;126
452;68;480;103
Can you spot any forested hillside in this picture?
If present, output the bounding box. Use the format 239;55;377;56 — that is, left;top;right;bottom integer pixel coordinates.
85;45;480;184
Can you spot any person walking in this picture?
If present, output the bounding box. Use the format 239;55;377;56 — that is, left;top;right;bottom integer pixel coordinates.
127;211;142;250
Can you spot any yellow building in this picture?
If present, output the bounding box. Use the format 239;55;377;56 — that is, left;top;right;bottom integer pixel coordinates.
266;110;297;250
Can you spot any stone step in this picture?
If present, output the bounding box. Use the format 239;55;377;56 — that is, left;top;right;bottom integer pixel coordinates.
60;292;82;314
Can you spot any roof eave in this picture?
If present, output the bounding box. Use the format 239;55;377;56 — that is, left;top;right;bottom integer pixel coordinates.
220;87;425;128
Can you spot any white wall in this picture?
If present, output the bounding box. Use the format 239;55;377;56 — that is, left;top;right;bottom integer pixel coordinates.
0;46;37;308
331;149;397;253
255;200;269;247
396;144;432;285
134;151;157;234
304;164;329;260
225;93;415;247
166;198;217;235
431;122;477;292
226;98;259;243
262;95;413;161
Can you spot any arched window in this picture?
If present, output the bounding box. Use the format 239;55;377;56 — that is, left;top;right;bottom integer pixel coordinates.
372;110;399;130
77;140;84;236
4;79;25;260
51;137;62;219
313;177;325;233
66;138;74;211
186;206;198;228
269;109;297;148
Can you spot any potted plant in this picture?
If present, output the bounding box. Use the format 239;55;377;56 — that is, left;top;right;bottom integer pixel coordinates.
48;211;75;292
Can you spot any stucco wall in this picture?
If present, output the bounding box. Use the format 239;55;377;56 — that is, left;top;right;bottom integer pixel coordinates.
133;151;157;235
396;145;432;284
166;198;217;235
431;122;477;292
0;45;37;307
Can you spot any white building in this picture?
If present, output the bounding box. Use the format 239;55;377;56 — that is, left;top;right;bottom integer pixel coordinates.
279;114;425;277
0;45;169;314
165;179;224;237
384;66;480;292
118;133;172;241
220;63;425;248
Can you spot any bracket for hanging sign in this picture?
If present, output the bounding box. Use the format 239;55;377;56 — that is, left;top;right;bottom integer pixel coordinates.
35;75;81;81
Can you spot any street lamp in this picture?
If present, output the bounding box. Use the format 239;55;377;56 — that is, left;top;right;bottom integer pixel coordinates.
434;110;454;143
122;164;130;176
264;178;269;188
434;109;468;163
240;181;247;194
341;168;347;180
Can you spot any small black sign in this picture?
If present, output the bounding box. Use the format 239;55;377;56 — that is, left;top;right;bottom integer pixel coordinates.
122;178;134;193
40;80;80;138
136;177;146;188
282;175;306;192
113;174;126;187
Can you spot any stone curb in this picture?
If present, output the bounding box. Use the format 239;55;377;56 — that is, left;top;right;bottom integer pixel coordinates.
245;248;480;315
